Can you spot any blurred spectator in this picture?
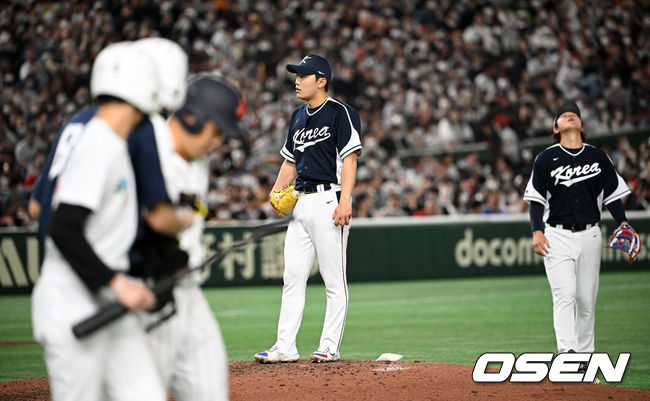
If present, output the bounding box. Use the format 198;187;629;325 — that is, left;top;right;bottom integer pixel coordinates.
481;190;504;214
413;191;441;217
353;192;374;218
14;133;46;166
375;193;408;217
401;187;420;216
1;0;648;226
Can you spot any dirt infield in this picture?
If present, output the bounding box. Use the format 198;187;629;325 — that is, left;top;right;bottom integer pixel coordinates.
2;360;649;400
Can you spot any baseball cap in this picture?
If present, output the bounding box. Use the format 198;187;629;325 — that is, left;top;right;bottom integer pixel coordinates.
554;101;581;128
175;75;247;139
286;54;332;82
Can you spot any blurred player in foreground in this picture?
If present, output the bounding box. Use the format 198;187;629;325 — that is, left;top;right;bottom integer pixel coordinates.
31;42;166;401
131;74;247;401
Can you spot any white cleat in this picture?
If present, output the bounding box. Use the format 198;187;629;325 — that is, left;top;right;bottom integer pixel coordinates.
310;347;340;363
254;346;299;364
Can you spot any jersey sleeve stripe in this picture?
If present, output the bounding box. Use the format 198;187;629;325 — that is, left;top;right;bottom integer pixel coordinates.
603;174;631;204
604;188;631;205
340;144;362;159
523;193;547;206
522;169;547;206
330;98;355;128
329;98;363;157
280;146;295;162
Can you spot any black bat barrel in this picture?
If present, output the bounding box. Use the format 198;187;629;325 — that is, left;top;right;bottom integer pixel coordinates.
72;303;128;338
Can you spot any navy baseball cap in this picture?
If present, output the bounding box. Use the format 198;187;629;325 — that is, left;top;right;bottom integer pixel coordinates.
176;75;247;139
286;54;332;82
554;101;581;128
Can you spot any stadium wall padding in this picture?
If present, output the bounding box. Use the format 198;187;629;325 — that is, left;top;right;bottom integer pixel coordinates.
1;212;648;294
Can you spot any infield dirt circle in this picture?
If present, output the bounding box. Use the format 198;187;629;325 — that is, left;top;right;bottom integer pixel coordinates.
1;360;649;400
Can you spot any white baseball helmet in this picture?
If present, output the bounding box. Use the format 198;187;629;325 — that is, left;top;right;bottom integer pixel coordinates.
90;41;160;114
136;37;188;111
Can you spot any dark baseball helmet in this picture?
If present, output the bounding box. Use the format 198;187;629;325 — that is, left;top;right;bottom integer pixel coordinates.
175;75;247;139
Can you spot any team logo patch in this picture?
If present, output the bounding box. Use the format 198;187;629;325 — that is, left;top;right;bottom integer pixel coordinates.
551;163;601;187
116;177;127;193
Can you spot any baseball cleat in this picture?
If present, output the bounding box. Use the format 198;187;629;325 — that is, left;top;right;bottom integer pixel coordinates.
254;346;299;364
310;347;340;363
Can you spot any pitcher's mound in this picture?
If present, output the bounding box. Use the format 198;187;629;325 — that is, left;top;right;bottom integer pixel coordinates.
2;360;650;400
230;360;649;401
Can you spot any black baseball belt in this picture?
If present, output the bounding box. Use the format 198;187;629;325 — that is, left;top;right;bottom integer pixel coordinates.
299;184;332;194
547;223;598;232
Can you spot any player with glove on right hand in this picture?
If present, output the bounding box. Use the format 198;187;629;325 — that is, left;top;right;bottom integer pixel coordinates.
523;100;638;359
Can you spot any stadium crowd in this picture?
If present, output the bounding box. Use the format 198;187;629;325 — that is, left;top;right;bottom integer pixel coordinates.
1;0;649;227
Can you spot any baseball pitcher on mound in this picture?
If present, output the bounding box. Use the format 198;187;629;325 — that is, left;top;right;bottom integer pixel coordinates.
255;54;362;364
523;100;637;361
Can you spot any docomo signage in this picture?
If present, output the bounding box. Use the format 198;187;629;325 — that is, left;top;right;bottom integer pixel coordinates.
454;227;648;268
472;352;630;383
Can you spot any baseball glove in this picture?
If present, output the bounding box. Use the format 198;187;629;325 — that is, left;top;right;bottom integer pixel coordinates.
270;185;298;216
608;223;641;264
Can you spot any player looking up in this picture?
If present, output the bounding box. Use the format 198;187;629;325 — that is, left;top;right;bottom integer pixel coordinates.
31;42;166;401
255;54;362;364
523;100;634;358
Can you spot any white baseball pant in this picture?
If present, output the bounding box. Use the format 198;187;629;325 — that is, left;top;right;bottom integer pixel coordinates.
32;252;165;401
543;225;602;353
275;186;350;355
144;282;228;401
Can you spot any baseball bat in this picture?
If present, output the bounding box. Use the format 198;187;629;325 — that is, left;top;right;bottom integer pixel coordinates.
72;217;292;339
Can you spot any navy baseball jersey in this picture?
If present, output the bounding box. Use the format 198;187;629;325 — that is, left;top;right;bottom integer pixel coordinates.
32;107;163;240
127;118;170;210
523;143;630;224
281;97;362;189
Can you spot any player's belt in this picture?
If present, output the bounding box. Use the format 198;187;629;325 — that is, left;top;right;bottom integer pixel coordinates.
547;223;597;232
300;184;332;194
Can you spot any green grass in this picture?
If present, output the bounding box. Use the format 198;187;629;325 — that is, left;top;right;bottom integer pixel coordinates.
1;271;649;390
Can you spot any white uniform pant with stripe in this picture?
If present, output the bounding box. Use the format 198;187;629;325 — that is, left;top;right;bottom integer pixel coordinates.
275;188;350;356
143;282;228;401
543;225;602;353
32;259;166;401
